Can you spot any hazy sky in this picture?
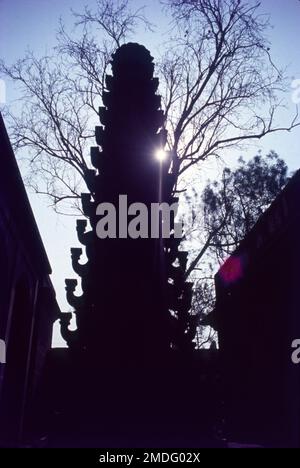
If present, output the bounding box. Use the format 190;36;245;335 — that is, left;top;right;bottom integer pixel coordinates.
1;0;300;346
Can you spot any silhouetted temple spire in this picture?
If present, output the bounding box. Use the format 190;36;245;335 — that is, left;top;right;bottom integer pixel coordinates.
60;43;196;362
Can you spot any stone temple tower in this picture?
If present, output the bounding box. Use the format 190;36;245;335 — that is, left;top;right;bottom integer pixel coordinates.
60;43;195;364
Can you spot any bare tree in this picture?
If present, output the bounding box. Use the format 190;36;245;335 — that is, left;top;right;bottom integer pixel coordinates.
160;0;298;184
0;0;152;214
0;0;298;214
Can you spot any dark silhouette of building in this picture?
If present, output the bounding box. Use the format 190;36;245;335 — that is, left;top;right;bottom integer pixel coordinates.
0;113;59;447
210;169;300;447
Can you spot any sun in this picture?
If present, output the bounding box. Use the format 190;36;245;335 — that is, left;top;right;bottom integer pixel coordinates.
155;148;167;162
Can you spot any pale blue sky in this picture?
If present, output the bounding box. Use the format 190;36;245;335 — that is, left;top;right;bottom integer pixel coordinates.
0;0;300;346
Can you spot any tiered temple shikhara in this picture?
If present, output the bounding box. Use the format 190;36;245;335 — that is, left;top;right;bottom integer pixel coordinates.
52;43;201;445
60;43;196;359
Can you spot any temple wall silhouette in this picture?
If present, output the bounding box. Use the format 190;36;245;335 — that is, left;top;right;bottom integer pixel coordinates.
0;113;59;446
209;170;300;447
